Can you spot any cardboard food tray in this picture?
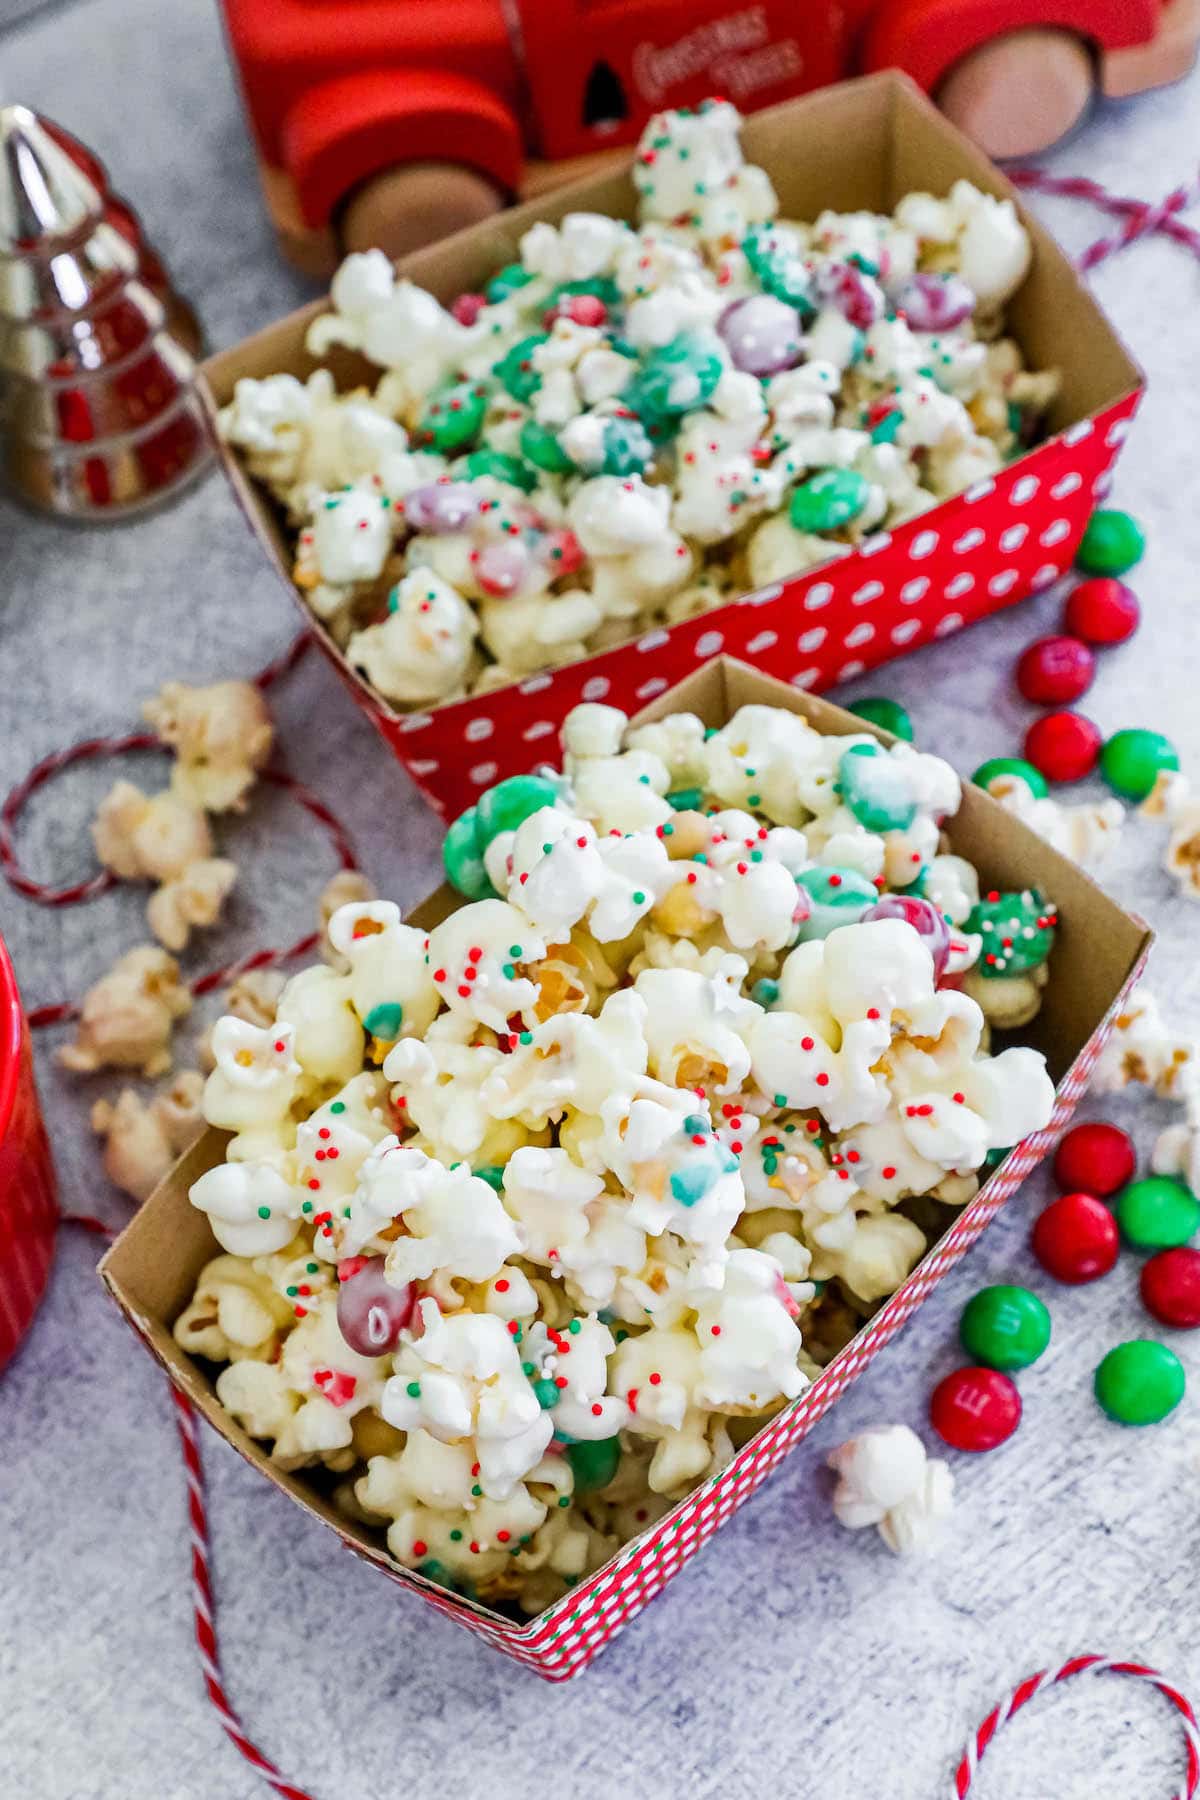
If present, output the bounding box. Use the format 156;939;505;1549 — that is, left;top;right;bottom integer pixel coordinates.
201;72;1144;822
100;658;1151;1680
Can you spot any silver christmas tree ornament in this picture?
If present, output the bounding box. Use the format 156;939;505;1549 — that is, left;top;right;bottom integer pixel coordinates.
0;104;212;520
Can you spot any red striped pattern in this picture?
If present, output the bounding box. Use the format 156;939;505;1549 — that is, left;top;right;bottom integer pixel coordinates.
1011;168;1200;269
954;1653;1200;1798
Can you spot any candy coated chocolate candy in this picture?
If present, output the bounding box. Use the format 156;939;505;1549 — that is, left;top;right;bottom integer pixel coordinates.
1031;1191;1119;1284
742;226;816;315
493;334;546;403
717;294;803;376
336;1256;416;1356
417;380;488;452
485;262;532;304
566;1435;622;1493
1140;1247;1200;1329
795;866;877;939
837;742;918;833
1094;1339;1184;1425
631;334;723;424
790;467;870;534
403;481;477;535
894;271;975;332
864;892;951;978
596;414;654;477
930;1366;1021;1452
1052;1121;1135;1197
848;695;913;741
520;418;573;475
1063;577;1140;646
462;448;537;493
1015;636;1095;706
474;538;530;598
972;756;1048;799
1099;728;1180;801
960;1284;1051;1371
813;259;884;328
1076;509;1145;577
475;772;562;846
964;887;1056;978
1115;1175;1200;1251
442;807;497;900
1023;710;1102;783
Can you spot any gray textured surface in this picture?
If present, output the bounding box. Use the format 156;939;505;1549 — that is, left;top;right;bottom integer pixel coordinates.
2;10;1200;1797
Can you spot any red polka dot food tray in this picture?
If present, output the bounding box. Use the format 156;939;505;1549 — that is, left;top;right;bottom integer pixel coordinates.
202;74;1142;822
100;659;1152;1682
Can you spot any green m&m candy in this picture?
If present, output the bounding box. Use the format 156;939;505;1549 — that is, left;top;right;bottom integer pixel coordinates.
566;1435;622;1494
417;380;488;452
742;227;816;316
1098;728;1180;801
836;741;918;833
462;447;537;492
795;866;877;939
493;334;547;403
1094;1340;1185;1425
789;468;870;535
965;887;1056;978
475;771;561;844
1075;509;1145;577
972;756;1049;800
485;262;532;305
960;1284;1051;1371
520;418;573;475
595;414;654;476
630;333;723;424
442;807;497;900
847;696;913;742
1115;1175;1200;1251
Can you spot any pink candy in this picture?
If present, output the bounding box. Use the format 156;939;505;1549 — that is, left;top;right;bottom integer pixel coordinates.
864;891;952;979
717;294;803;376
813;260;884;330
451;293;486;327
336;1255;416;1356
474;537;530;597
403;481;477;535
894;273;976;333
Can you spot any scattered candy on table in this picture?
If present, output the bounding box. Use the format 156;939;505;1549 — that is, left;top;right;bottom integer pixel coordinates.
847;696;913;742
1015;636;1095;707
1063;576;1141;646
1093;1340;1185;1426
1114;1174;1200;1251
1139;1247;1200;1330
1023;710;1102;784
1099;728;1181;802
959;1284;1051;1371
1031;1190;1120;1285
1052;1120;1136;1198
972;755;1048;799
930;1366;1022;1453
1074;508;1146;578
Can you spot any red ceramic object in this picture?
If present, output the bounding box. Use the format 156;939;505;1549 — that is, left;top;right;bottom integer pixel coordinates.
0;936;57;1372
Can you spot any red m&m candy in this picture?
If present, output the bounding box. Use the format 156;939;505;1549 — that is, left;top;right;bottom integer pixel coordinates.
930;1366;1021;1452
1031;1191;1119;1284
1140;1247;1200;1329
1024;710;1102;783
1053;1121;1136;1197
1064;578;1140;646
1016;636;1095;706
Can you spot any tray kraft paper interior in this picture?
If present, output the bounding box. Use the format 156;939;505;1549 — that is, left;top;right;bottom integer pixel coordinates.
202;73;1143;823
101;659;1151;1681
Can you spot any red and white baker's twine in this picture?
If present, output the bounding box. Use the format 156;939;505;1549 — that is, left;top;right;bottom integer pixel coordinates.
955;1654;1200;1798
12;162;1200;1793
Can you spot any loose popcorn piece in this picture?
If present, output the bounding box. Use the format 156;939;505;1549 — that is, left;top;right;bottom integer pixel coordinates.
177;698;1057;1615
143;679;273;814
92;779;236;952
827;1424;954;1553
58;946;192;1077
221;104;1052;711
92;1069;205;1201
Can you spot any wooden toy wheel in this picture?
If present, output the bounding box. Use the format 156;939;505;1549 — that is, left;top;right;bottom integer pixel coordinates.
339;161;505;261
936;28;1094;158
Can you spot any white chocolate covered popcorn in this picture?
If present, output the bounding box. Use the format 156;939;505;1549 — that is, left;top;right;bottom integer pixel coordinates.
181;697;1058;1616
224;105;1050;712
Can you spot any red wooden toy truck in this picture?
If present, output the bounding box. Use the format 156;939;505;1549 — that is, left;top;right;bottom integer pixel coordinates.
219;0;1200;272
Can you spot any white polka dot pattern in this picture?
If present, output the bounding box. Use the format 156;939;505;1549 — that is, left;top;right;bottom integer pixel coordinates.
336;946;1150;1679
330;391;1140;821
